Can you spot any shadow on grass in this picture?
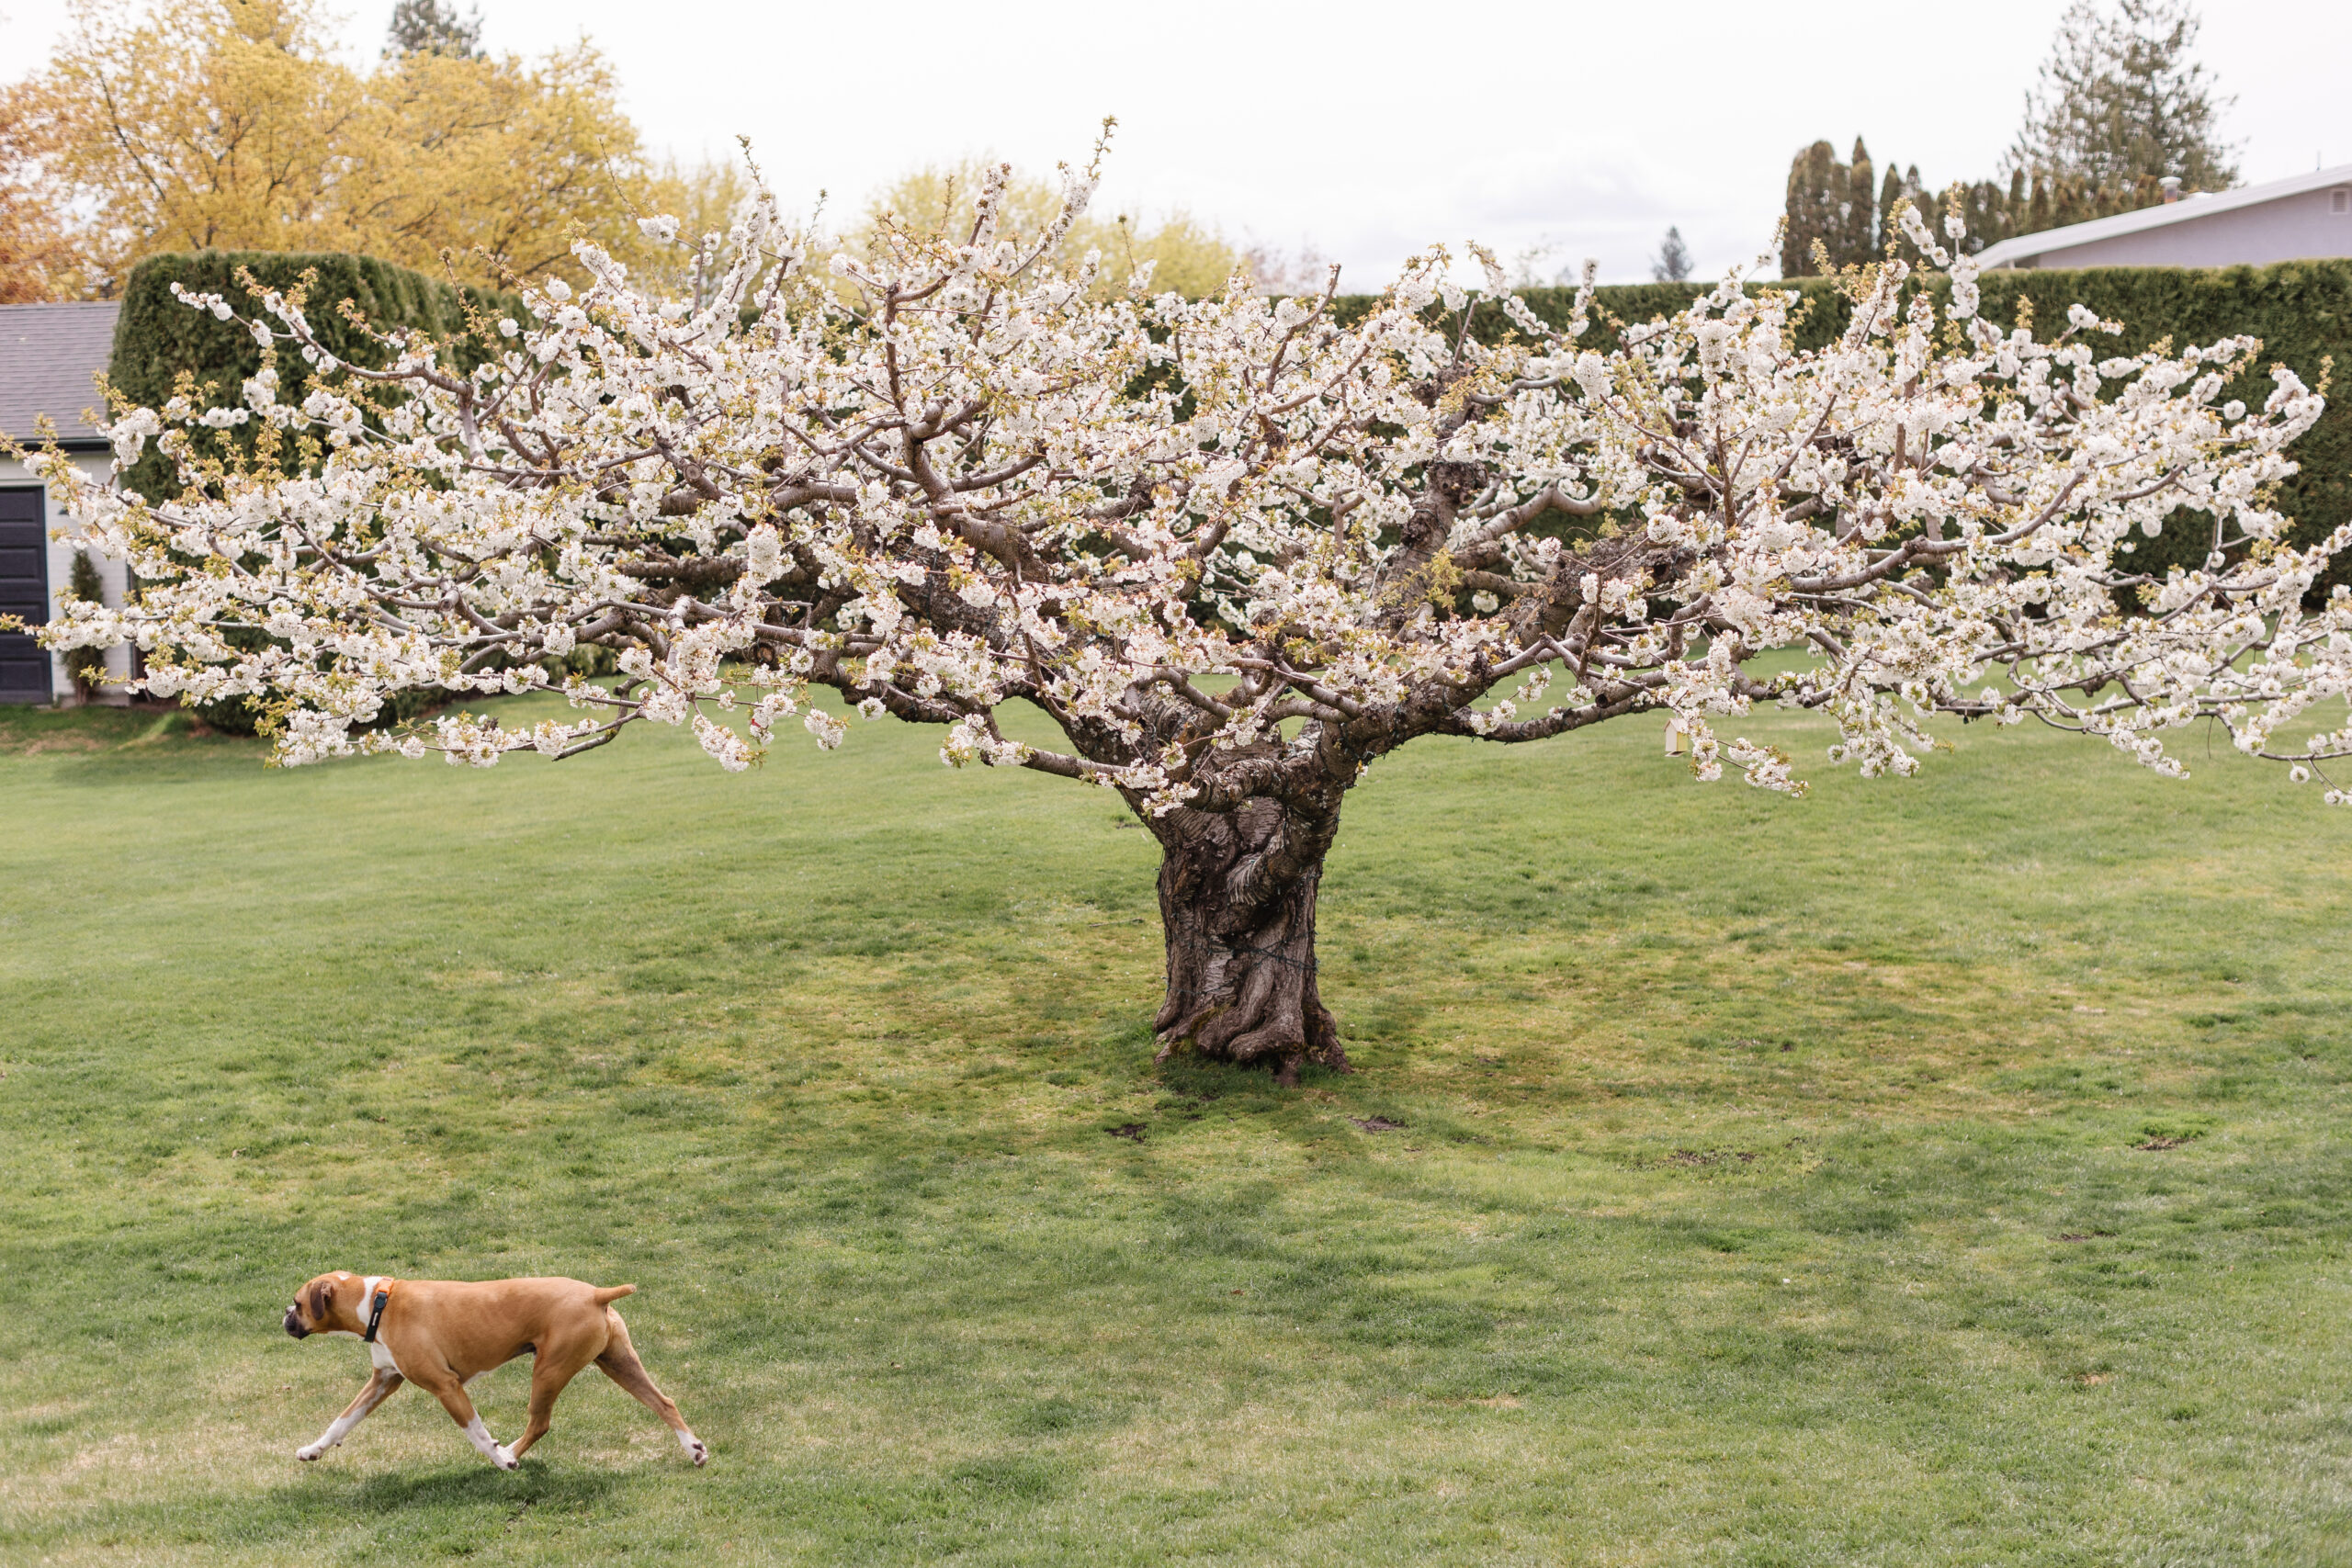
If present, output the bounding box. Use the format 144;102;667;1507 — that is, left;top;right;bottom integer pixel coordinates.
1145;1047;1489;1161
343;1461;624;1512
10;1463;629;1558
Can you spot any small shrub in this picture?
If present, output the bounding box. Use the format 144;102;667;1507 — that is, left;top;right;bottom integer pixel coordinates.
61;550;107;702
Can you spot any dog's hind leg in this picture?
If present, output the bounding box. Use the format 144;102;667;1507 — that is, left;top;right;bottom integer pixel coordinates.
504;1335;599;1462
594;1309;707;1465
296;1367;402;1461
408;1364;517;1470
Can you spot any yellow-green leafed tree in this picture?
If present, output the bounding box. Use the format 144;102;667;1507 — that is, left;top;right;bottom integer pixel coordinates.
12;0;368;262
1110;209;1250;300
0;112;96;302
631;152;758;304
859;159;1247;299
354;43;650;282
0;0;657;293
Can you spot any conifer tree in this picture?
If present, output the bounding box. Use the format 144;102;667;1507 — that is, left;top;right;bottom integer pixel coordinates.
1780;138;1883;276
1843;138;1877;262
1780;140;1838;276
1650;226;1692;283
387;0;482;60
2009;0;2236;190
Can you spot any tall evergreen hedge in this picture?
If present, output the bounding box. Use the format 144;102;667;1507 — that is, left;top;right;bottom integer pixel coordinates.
107;250;521;732
1336;259;2351;590
107;250;521;501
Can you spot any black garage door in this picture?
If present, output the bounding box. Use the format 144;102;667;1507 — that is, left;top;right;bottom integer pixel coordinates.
0;486;51;703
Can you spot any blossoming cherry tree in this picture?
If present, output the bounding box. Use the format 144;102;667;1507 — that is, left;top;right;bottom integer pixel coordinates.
34;164;2342;1080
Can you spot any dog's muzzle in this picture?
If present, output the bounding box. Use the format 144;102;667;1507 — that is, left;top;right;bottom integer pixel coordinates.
284;1306;310;1338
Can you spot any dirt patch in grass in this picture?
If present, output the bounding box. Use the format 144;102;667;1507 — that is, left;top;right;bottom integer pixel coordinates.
13;732;107;754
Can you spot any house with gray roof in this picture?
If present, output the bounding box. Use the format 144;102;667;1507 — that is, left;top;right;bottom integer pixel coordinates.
1974;164;2352;271
0;301;125;704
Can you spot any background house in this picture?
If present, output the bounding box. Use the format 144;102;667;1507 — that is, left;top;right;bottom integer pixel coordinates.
0;301;125;705
1974;164;2352;271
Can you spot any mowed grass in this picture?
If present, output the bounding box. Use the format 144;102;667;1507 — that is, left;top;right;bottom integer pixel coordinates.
2;690;2350;1566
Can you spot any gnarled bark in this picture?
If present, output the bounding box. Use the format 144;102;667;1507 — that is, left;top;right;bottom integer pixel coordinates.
1148;793;1349;1085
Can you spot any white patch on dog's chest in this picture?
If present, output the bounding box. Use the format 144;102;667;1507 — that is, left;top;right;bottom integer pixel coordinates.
368;1339;401;1374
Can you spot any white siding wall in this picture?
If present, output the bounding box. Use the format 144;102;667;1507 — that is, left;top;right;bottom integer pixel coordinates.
2032;186;2352;269
1;450;130;704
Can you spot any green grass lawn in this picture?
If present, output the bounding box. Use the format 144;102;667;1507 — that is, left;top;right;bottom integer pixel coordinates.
2;692;2348;1565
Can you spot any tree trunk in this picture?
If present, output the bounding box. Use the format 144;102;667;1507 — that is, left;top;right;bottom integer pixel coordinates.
1149;795;1349;1084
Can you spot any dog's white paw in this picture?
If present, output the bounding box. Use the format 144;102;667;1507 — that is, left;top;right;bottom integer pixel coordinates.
494;1446;519;1471
296;1444;324;1462
675;1428;707;1466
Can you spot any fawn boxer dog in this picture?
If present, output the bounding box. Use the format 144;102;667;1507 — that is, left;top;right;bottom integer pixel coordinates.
282;1272;707;1469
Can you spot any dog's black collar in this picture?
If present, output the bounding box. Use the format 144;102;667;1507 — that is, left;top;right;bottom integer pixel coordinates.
363;1281;393;1344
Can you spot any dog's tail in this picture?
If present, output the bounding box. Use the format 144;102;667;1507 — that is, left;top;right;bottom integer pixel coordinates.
593;1284;638;1306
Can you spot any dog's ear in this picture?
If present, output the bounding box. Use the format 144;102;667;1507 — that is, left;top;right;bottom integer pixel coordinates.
307;1280;334;1322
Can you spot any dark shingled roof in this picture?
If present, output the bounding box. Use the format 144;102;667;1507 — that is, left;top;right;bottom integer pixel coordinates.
0;301;119;450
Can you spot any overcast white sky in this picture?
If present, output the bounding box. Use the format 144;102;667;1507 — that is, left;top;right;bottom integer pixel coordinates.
3;0;2344;283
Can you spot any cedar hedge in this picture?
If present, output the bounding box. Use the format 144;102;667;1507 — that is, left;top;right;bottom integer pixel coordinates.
107;250;522;503
108;250;522;733
1336;259;2351;590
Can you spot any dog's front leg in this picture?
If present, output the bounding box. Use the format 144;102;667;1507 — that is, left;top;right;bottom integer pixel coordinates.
413;1369;518;1470
297;1368;403;1461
